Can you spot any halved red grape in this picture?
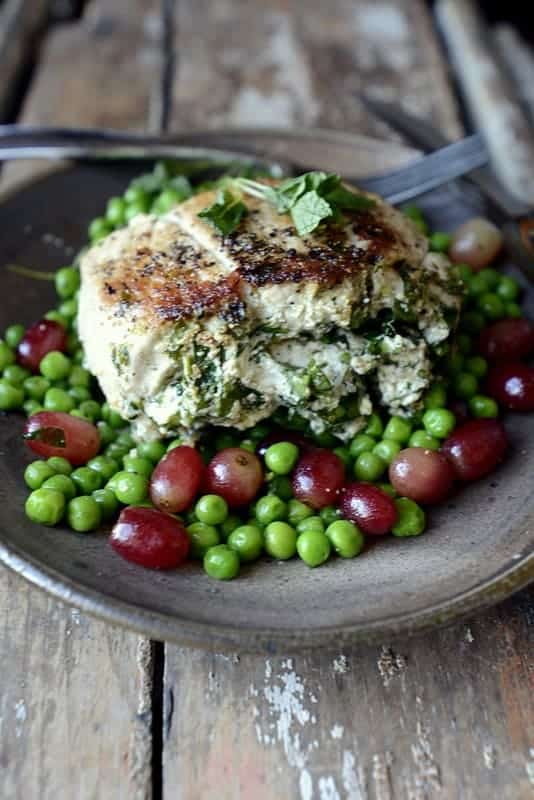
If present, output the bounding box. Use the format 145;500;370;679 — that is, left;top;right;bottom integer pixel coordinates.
17;319;67;372
110;506;190;569
204;448;263;508
24;411;100;465
441;419;508;481
150;445;204;513
339;482;397;535
448;217;503;270
486;363;534;412
291;449;345;509
478;319;534;362
389;448;455;504
257;429;314;458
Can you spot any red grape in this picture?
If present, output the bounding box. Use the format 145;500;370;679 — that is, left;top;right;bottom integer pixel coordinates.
441;419;508;481
340;482;397;535
449;217;502;270
24;411;100;465
478;319;534;362
110;506;190;569
486;363;534;412
389;448;455;504
150;446;204;513
257;429;314;458
17;319;67;372
204;448;263;508
291;449;345;509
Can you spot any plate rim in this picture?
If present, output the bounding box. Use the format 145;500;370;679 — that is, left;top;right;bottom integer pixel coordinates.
1;126;533;652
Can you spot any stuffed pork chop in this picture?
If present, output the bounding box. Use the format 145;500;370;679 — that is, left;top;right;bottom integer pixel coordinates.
78;177;463;441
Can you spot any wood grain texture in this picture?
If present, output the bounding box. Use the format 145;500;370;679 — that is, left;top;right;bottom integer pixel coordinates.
0;0;49;120
436;0;534;204
164;589;534;800
169;0;461;139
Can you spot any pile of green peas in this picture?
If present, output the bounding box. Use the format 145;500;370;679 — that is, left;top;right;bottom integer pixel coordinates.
1;180;527;579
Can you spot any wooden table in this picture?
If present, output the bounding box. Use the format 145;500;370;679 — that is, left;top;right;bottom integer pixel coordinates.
1;2;533;798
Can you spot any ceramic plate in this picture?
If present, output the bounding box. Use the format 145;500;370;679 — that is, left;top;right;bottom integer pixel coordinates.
0;129;533;652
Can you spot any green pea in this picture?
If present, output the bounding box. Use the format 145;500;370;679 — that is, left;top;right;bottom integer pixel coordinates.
68;386;91;404
312;430;338;448
267;476;293;501
478;292;504;320
364;413;384;438
97;421;116;447
106;196;127;227
115;430;135;450
468;273;491;297
166;437;183;452
2;364;29;386
73;349;84;365
326;520;364;558
392;497;426;537
453;372;478;400
87;456;120;482
349;434;376;459
78;400;101;423
402;204;424;222
23;400;42;416
320;506;340;526
88;217;111;242
456;263;472;284
42;474;77;501
47;456;73;475
287;499;313;526
44;387;75;412
203;544;240;580
264;521;297;560
195;494;229;525
228;524;263;562
71;466;103;494
465;355;488;379
55;266;80;299
264;442;299;475
24;460;56;490
151;188;185;215
296;516;325;535
248;422;271;442
423;384;447;410
373;439;401;464
121;455;152;479
255;495;287;525
505;302;522;319
24;376;50;400
25;488;65;526
478;268;500;289
331;446;350;467
68;365;91;388
44;310;69;328
0;379;24;410
124;185;149;207
220;513;243;541
0;341;15;371
67;496;102;532
422;408;456;439
408;430;440;450
354;451;386;482
468;394;499;419
460;310;485;334
92;488;119;521
239;439;255;453
109;471;148;505
296;528;331;567
101;403;127;429
496;275;519;302
137;440;166;463
4;324;25;349
105;443;130;462
429;231;452;252
446;351;464;375
40;351;71;381
187;522;220;559
376;482;397;498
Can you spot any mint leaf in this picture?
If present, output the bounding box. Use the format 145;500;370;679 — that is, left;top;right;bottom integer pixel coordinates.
291;190;333;236
198;189;248;236
323;184;375;211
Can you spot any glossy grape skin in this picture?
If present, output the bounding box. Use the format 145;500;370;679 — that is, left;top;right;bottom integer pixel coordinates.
441;419;508;481
24;411;100;465
110;506;190;569
291;449;345;510
149;446;204;513
17;319;68;372
486;363;534;412
389;448;455;505
478;319;534;362
448;217;503;270
339;482;397;535
204;448;264;508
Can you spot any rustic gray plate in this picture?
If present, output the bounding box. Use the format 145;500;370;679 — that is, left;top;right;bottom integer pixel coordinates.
0;129;533;653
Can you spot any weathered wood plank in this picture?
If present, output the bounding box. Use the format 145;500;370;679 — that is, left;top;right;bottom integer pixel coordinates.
163;589;534;800
0;569;153;800
0;0;49;120
169;0;461;139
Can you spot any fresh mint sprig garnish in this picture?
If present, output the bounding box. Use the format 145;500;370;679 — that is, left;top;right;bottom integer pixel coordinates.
197;171;375;237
